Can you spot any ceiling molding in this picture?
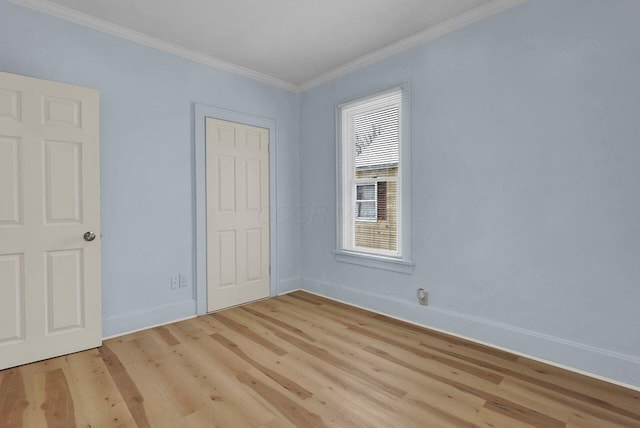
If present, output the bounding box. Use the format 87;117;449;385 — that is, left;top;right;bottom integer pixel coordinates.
297;0;526;92
9;0;525;93
7;0;299;92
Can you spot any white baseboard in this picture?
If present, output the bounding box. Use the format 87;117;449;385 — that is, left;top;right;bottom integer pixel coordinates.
102;299;196;339
102;313;197;341
300;277;640;391
278;287;302;296
102;277;301;339
276;277;302;294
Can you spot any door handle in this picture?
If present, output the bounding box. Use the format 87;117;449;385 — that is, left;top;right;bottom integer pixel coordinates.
84;231;96;242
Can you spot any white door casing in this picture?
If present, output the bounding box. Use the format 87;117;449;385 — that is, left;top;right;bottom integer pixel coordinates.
206;118;270;312
0;71;101;370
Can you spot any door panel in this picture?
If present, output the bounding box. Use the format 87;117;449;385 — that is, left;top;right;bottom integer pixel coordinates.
246;228;262;281
42;95;82;128
45;249;85;333
0;71;101;370
44;139;83;224
245;158;261;211
217;156;236;211
0;254;24;344
0;88;21;121
206;118;269;312
0;136;22;226
218;230;237;287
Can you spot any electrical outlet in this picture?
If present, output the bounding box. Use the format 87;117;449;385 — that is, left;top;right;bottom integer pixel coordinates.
170;276;179;289
179;274;188;288
417;288;428;306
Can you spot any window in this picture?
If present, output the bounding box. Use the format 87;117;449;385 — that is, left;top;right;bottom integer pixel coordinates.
356;183;377;220
336;85;413;272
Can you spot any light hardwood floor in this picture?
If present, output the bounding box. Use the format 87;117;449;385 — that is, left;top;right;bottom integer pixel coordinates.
1;291;639;427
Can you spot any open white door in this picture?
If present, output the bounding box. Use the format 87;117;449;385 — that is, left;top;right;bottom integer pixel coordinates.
0;71;101;370
206;118;270;312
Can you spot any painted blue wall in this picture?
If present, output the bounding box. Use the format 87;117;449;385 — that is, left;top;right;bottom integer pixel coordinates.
2;0;639;388
300;0;640;387
0;0;301;336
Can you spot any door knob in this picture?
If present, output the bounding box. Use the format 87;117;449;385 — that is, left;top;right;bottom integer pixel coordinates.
84;231;96;242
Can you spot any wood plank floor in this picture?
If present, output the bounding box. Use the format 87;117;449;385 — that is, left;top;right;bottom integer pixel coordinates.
1;291;639;427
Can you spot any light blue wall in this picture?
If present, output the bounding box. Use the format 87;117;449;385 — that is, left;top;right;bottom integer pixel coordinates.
0;0;301;336
300;0;640;387
2;0;639;388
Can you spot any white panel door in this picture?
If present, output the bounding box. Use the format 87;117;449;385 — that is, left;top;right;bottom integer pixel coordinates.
0;71;101;370
206;118;269;312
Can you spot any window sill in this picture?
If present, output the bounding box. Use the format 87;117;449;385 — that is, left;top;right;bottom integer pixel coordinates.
333;250;414;274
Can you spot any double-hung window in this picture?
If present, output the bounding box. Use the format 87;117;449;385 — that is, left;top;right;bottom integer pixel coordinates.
336;85;413;273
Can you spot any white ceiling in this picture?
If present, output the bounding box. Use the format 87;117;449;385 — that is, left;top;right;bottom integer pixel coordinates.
10;0;524;91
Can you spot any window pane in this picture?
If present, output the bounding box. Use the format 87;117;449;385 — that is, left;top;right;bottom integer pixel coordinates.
356;184;375;201
357;201;376;219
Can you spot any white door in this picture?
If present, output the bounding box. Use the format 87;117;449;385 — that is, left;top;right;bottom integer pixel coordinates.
206;118;270;312
0;71;101;370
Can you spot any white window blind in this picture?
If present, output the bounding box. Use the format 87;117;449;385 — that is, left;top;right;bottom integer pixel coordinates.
340;88;402;257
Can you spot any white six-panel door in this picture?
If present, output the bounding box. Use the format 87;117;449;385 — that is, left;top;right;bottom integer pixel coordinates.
206;118;270;312
0;71;101;370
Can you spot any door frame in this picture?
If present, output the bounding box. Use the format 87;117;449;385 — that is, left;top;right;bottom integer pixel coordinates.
193;103;277;315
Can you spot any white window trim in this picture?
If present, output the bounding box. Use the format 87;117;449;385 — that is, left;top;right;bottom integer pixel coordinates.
334;82;414;274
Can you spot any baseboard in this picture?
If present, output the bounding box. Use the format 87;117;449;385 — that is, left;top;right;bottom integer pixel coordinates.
103;278;301;339
102;314;197;341
278;287;302;296
276;277;301;295
300;277;640;391
102;299;196;338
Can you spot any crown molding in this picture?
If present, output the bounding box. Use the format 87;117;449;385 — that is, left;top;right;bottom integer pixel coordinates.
7;0;299;92
297;0;526;92
9;0;525;94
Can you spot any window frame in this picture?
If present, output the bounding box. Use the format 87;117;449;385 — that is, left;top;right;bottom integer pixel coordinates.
334;82;414;274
